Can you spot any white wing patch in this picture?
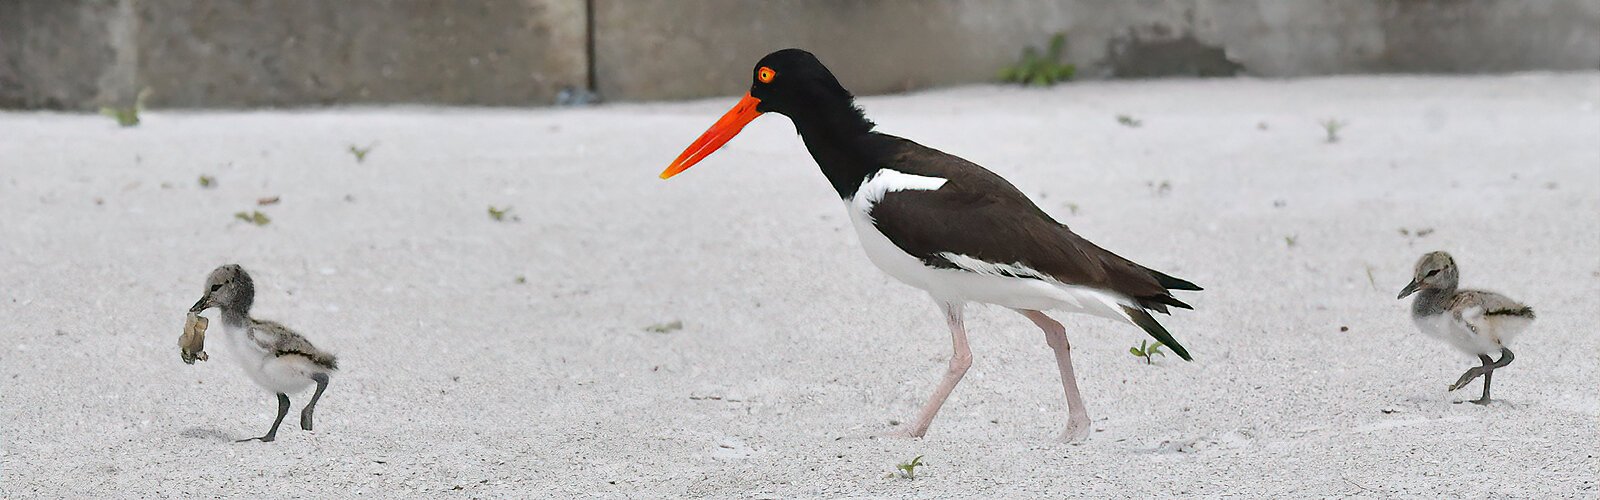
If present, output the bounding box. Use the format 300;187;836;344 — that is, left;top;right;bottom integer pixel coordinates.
937;252;1057;283
855;169;947;206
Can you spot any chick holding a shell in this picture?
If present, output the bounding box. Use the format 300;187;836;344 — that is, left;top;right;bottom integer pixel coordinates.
184;264;339;442
179;312;209;364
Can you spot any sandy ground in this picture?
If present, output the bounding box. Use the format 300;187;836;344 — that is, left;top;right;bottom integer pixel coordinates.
1;73;1597;498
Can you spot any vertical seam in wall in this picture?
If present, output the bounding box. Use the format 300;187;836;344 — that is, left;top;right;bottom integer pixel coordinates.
97;0;140;106
585;0;597;94
130;0;141;103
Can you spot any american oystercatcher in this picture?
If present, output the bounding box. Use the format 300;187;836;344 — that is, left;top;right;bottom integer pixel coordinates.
188;264;338;442
660;49;1200;440
1398;251;1533;405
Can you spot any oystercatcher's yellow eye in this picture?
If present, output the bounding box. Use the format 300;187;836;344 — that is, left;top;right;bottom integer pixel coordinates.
757;67;776;84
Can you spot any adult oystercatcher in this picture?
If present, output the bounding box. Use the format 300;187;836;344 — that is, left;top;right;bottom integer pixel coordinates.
1397;251;1533;405
660;49;1200;440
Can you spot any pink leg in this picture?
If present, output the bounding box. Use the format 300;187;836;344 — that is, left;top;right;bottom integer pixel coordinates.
1018;309;1091;442
898;301;971;438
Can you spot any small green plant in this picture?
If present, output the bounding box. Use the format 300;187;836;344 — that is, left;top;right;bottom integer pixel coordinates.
1116;115;1142;128
1129;340;1165;364
1065;202;1080;215
1284;235;1298;247
348;143;376;163
197;175;215;188
895;455;925;479
1000;34;1076;86
1398;227;1434;238
1319;119;1346;143
1147;180;1172;197
487;205;514;222
644;320;683;334
100;88;152;127
233;211;270;226
515;275;527;284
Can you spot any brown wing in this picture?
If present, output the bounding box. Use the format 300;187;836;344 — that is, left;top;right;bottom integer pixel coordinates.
253;320;339;370
867;135;1195;312
1451;290;1534;318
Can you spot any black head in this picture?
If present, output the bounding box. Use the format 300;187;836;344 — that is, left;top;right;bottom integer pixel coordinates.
746;49;855;117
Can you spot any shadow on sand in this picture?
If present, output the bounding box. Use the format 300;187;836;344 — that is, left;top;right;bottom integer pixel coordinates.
179;427;236;442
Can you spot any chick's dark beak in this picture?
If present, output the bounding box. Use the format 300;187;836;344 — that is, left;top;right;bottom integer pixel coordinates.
1396;281;1422;300
190;295;211;313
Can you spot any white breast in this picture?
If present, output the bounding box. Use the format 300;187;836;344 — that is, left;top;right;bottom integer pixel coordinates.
221;320;315;394
1412;311;1505;356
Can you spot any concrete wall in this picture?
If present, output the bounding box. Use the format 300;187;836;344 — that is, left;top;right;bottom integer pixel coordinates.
597;0;1600;100
1;0;127;108
2;0;587;109
3;0;1597;109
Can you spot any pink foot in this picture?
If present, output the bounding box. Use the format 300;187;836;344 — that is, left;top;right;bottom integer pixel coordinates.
1058;416;1091;442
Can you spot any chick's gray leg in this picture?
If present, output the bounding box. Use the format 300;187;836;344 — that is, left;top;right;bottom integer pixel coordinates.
1452;349;1513;405
239;393;291;443
301;373;329;431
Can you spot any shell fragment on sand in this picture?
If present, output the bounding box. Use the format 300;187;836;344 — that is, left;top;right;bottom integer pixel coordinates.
180;312;210;364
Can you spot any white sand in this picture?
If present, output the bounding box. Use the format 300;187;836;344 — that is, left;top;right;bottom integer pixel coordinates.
1;73;1597;498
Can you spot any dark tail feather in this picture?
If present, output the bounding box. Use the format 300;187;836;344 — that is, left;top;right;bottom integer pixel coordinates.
281;350;339;370
1123;306;1193;361
1141;294;1193;312
1486;306;1535;319
1149;269;1202;291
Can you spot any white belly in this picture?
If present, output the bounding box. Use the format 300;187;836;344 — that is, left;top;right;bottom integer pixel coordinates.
1413;312;1504;356
845;197;1132;322
222;320;315;394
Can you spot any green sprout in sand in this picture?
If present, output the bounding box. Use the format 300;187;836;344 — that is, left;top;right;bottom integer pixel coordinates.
487;205;514;222
1147;180;1172;197
1319;118;1347;143
100;88;153;127
1129;340;1166;364
234;211;270;226
348;143;377;163
895;455;925;479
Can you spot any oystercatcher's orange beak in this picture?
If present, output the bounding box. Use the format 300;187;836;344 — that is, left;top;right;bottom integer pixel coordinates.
660;93;763;179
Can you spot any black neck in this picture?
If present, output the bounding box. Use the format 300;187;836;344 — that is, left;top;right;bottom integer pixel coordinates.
787;97;878;199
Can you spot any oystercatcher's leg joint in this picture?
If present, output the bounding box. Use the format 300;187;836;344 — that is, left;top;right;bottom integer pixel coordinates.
1018;309;1091;442
899;301;971;438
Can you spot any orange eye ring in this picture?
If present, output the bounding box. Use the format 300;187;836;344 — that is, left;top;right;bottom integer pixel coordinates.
757;67;776;84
